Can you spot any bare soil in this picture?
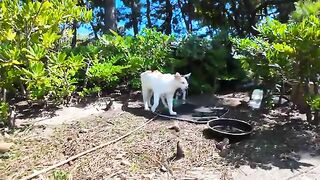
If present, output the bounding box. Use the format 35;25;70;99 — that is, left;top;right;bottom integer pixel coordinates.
1;91;320;180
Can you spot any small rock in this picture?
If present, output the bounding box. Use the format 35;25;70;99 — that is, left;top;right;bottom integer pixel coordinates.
102;98;114;111
118;174;127;180
259;164;272;170
115;153;125;160
79;129;88;133
142;173;155;179
218;149;229;157
168;122;180;132
234;164;240;168
37;125;46;130
215;138;230;151
249;162;257;169
160;165;167;172
120;159;131;166
3;133;10;139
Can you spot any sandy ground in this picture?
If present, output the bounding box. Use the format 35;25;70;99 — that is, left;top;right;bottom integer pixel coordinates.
1;92;320;180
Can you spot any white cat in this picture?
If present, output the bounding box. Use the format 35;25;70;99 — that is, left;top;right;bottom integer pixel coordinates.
140;70;190;115
160;73;191;107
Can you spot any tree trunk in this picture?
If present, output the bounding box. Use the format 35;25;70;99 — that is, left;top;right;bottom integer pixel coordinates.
178;0;190;33
278;73;285;106
2;88;6;102
178;0;191;33
130;1;139;36
104;0;117;33
187;1;193;32
277;2;296;23
85;0;98;39
20;81;27;97
146;0;152;28
249;0;297;34
242;0;257;35
90;22;99;39
303;80;312;123
313;81;319;125
164;0;173;35
230;0;244;36
71;20;77;48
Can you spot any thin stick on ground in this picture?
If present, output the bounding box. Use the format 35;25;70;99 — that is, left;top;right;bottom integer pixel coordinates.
285;164;320;180
21;115;158;180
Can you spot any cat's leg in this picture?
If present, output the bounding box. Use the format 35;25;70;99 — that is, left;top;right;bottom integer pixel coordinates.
161;95;168;108
147;90;152;108
182;89;187;100
142;86;150;111
166;93;177;115
151;92;160;113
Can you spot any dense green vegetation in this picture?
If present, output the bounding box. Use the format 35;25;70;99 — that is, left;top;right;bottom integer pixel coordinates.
232;0;320;123
0;0;90;126
0;0;319;126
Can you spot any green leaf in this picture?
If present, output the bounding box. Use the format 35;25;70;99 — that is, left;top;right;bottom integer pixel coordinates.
42;31;61;48
1;60;22;67
23;45;47;61
6;29;16;41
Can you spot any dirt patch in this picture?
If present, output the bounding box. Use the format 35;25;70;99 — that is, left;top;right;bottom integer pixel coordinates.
1;106;227;179
2;92;320;180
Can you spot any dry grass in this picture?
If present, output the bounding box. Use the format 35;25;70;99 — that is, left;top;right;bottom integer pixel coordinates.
3;91;315;180
0;111;228;179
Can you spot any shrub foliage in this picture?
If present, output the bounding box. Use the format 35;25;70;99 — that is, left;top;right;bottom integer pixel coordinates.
231;0;320;123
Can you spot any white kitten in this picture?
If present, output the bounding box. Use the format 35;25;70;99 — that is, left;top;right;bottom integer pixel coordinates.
140;70;189;115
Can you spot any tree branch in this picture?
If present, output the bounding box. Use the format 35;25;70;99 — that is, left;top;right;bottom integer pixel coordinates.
249;0;297;34
253;0;297;16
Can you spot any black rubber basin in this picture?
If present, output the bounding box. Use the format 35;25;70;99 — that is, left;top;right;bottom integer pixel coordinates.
157;103;229;124
206;118;253;142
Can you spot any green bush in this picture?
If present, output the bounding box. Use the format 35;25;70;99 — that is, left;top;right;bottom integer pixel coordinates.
99;28;175;89
48;52;86;101
173;33;245;93
231;0;320;122
0;0;92;103
87;61;129;87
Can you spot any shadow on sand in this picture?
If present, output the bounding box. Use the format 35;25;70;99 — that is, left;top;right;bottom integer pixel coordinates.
218;106;319;171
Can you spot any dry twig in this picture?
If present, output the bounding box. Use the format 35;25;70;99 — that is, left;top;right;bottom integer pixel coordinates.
21;115;158;180
285;164;320;180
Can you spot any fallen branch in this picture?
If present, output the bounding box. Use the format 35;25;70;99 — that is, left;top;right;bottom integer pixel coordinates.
174;141;185;160
167;140;185;162
21;115;158;180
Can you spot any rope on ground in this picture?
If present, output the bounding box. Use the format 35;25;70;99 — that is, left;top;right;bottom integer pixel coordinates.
21;115;158;180
153;111;208;124
153;108;229;124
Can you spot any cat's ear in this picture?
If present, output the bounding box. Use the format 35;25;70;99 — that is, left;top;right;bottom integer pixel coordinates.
174;72;181;79
183;73;191;79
